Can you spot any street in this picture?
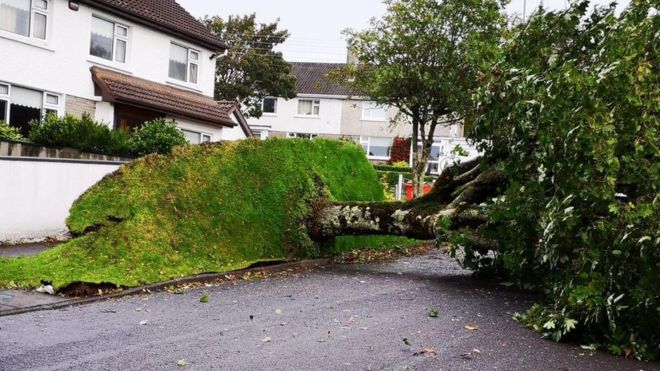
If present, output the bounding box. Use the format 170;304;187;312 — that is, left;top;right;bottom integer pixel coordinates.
0;251;653;371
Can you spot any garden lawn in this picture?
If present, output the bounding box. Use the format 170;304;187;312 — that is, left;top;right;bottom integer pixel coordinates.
0;139;388;290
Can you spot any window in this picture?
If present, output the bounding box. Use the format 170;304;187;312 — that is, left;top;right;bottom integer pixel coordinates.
361;101;388;121
169;43;199;84
182;129;211;144
252;130;269;140
0;82;61;136
360;136;392;160
90;16;128;63
287;132;317;140
0;0;48;39
262;97;277;114
297;99;320;116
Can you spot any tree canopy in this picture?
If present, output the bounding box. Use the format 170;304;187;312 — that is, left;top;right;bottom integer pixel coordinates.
337;0;507;195
203;14;297;118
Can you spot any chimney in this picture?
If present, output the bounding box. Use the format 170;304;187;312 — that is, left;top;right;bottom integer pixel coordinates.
346;47;358;65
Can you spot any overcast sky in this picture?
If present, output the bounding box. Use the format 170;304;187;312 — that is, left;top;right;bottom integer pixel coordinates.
179;0;631;63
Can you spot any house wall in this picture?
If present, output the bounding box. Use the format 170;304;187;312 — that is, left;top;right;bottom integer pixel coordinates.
0;0;217;134
0;156;122;243
167;116;224;142
247;96;343;137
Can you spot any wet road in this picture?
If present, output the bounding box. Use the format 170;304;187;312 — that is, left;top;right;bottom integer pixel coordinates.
0;251;654;370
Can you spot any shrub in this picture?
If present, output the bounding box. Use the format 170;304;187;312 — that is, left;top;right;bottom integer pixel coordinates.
457;2;659;360
28;113;130;155
0;121;25;142
388;136;411;164
128;118;187;157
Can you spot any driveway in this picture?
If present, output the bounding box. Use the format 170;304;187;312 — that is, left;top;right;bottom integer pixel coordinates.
0;250;654;371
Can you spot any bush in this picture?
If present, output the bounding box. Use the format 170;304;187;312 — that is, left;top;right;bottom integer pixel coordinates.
0;121;25;142
458;2;659;360
28;113;132;156
128;118;186;157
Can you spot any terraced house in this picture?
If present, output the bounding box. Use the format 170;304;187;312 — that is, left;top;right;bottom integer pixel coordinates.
247;61;479;173
0;0;252;143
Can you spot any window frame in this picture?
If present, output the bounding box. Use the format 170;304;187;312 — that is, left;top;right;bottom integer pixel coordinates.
181;128;212;144
89;15;130;64
296;99;320;117
287;132;318;140
0;0;50;41
361;101;388;122
168;43;200;85
0;82;63;126
360;136;393;160
262;97;277;115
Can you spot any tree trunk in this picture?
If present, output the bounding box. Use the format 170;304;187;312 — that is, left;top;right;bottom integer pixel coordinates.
308;157;506;244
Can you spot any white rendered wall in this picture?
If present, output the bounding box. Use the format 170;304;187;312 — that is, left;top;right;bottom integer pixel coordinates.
168;116;224;142
0;159;120;243
247;96;343;136
0;0;216;104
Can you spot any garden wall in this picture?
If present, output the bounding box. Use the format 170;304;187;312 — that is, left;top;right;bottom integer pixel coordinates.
0;141;127;244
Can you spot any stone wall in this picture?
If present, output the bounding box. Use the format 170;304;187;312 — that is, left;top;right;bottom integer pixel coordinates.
65;95;96;118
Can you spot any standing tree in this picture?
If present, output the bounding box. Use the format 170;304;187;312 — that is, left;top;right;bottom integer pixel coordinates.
337;0;507;196
203;14;297;118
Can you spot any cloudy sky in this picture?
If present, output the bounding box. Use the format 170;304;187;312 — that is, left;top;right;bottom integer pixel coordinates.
179;0;631;62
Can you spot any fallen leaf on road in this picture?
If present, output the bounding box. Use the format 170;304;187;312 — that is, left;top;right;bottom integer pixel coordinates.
200;295;209;303
402;338;412;346
262;336;271;343
464;325;479;331
472;348;481;354
176;359;188;367
275;309;283;315
460;353;473;360
428;308;439;318
139;320;149;326
249;315;254;321
413;348;437;357
280;322;288;326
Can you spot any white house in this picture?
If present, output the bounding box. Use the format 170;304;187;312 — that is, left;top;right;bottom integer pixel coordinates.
0;0;252;143
247;61;479;173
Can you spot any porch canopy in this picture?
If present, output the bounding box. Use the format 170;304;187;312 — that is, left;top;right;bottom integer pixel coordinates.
90;66;238;128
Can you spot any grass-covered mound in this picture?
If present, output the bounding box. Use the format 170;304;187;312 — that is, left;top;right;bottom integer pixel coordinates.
0;139;385;289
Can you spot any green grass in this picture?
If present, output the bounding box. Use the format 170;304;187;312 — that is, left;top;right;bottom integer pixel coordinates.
0;139;386;289
327;235;422;255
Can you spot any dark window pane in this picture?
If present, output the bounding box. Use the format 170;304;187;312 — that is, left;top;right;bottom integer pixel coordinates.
263;98;277;113
9;103;41;136
0;100;7;121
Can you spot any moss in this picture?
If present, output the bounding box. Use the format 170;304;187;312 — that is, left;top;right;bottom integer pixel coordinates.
0;139;385;289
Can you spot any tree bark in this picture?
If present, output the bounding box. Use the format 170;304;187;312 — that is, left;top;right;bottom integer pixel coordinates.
308;157;506;243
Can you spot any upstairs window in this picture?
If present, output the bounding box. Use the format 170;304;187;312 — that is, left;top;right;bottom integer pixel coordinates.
262;97;277;114
297;99;320;116
361;101;388;121
169;43;199;84
0;0;48;40
90;16;128;63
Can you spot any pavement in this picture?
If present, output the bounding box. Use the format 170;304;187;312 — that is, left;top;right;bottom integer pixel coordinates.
0;250;655;371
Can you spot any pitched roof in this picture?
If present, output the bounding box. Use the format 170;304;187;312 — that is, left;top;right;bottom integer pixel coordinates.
79;0;225;51
291;62;355;96
91;66;237;127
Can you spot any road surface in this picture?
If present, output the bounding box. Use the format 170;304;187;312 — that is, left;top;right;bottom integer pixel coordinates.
0;250;654;370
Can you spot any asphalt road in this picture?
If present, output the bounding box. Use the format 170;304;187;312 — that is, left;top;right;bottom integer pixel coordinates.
0;251;655;371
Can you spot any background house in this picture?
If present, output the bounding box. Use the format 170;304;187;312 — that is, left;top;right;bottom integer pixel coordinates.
0;0;251;143
247;60;479;173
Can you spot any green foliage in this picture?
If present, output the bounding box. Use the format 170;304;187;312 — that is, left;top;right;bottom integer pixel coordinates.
28;113;131;156
128;119;186;157
0;120;26;142
456;1;659;360
0;139;384;289
328;235;421;255
337;0;507;194
374;164;412;172
203;14;297;118
391;161;410;168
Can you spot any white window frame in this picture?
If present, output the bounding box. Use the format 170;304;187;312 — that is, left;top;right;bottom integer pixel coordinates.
287;132;318;140
181;128;212;144
0;82;9;122
361;101;388;122
0;82;62;125
0;0;50;41
360;136;393;160
89;15;129;64
262;97;277;115
296;99;320;117
169;43;200;85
